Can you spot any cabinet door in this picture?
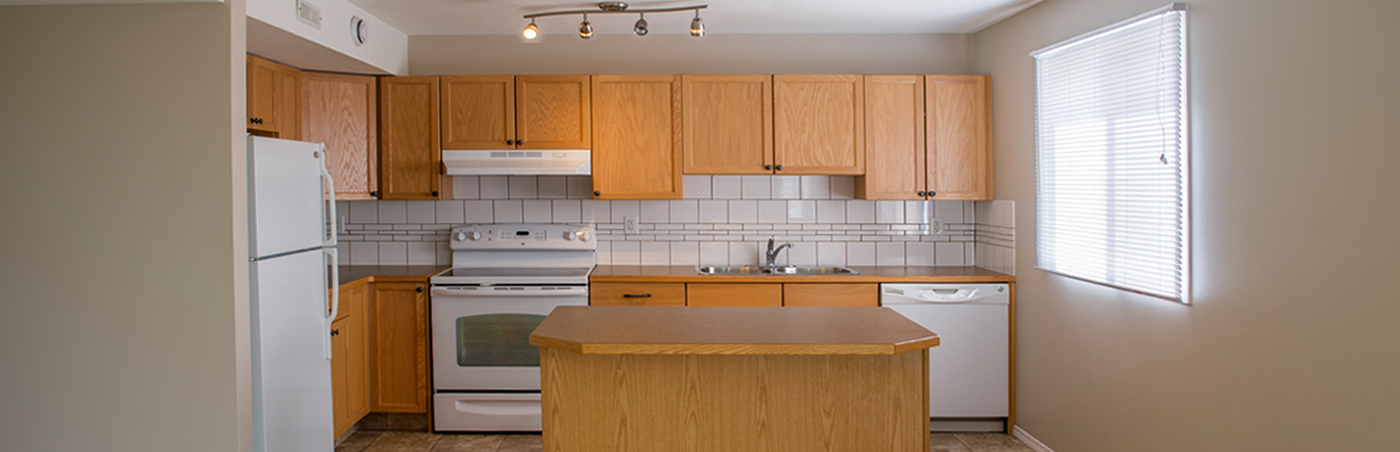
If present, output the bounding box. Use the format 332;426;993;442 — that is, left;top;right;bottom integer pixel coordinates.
380;76;443;200
442;75;515;149
590;75;683;199
342;282;371;427
591;282;686;306
275;64;302;141
773;75;865;175
857;75;925;200
783;283;878;307
246;54;279;133
368;281;429;413
682;75;773;174
329;316;350;436
926;75;992;200
303;72;378;200
516;75;591;150
687;283;782;307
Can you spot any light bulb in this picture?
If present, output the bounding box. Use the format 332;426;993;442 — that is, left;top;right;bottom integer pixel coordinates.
522;20;539;40
579;15;593;39
690;11;705;37
633;13;648;36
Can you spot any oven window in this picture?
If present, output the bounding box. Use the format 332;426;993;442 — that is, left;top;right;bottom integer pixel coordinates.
456;314;544;367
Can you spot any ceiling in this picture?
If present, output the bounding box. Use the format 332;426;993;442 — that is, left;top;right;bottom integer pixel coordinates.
343;0;1046;36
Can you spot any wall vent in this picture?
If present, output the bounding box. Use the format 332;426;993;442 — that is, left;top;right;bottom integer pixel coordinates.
297;0;322;29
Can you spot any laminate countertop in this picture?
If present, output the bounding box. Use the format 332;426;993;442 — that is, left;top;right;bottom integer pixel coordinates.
589;265;1015;283
336;265;446;286
529;306;939;355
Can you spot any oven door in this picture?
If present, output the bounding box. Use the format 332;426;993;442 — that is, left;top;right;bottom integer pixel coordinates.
431;285;587;391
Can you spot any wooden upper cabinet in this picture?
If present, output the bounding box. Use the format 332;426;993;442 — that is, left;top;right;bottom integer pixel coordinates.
926;75;992;200
590;75;683;200
441;75;515;149
773;75;865;175
275;64;302;141
517;75;591;150
303;71;378;200
379;76;444;200
246;55;280;133
681;75;773;174
857;75;925;200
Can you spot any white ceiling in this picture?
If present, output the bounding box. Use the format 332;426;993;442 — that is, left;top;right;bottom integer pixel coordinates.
343;0;1046;36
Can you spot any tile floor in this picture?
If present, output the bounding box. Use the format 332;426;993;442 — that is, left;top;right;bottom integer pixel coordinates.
335;430;1034;452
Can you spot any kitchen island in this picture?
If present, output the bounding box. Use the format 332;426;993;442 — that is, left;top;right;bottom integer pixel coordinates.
529;306;939;452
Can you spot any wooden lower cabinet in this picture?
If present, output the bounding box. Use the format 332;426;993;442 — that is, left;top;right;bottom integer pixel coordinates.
368;281;430;413
590;282;685;306
331;280;370;438
687;283;783;307
783;283;878;307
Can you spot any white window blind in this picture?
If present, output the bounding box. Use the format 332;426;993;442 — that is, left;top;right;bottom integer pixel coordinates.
1032;3;1190;303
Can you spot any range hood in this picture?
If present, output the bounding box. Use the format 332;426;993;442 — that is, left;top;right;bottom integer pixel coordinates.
442;149;591;176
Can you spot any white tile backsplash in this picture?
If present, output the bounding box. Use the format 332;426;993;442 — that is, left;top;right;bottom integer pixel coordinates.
479;176;509;199
407;201;435;224
341;176;1009;269
711;176;742;199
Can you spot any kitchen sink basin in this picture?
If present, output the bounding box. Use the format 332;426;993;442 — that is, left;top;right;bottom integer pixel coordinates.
696;265;859;276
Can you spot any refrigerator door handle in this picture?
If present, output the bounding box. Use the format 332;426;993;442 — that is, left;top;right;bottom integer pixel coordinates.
324;247;339;360
319;144;338;248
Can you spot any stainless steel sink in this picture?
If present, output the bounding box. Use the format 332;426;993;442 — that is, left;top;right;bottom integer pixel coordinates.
696;265;858;275
696;266;770;275
766;266;858;275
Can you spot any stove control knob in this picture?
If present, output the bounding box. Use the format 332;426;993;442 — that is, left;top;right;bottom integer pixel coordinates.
455;231;467;242
468;231;483;241
577;230;591;242
563;230;576;241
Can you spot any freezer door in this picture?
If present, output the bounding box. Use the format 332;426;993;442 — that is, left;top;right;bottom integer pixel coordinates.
249;136;328;259
251;250;334;452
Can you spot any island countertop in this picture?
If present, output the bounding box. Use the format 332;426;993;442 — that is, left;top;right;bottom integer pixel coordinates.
529;306;939;355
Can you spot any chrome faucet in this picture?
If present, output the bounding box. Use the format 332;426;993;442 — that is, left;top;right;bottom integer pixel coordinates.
765;238;794;269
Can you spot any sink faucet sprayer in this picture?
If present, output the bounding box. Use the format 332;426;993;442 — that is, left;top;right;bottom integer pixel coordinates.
765;238;794;270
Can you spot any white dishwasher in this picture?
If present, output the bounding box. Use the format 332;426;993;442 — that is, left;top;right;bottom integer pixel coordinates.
882;283;1009;429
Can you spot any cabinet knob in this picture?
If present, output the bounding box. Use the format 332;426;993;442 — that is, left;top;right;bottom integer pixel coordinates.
432;191;439;197
330;329;339;336
370;191;379;197
593;190;601;197
416;286;424;293
775;165;784;171
928;191;936;197
765;164;773;170
506;140;514;145
918;191;926;197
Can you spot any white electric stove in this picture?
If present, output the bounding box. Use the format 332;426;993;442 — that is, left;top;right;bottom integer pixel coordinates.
429;223;595;432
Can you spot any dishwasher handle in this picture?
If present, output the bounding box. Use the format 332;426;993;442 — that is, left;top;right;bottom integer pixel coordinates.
882;284;1008;305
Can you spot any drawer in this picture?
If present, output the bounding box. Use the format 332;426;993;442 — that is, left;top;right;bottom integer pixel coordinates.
590;282;686;306
686;283;782;307
783;283;878;307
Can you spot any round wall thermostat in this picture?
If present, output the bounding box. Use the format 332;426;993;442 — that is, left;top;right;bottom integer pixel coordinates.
350;16;368;46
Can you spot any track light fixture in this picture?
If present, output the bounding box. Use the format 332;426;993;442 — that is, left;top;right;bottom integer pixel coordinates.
579;14;593;39
633;13;648;36
523;2;708;39
690;9;705;37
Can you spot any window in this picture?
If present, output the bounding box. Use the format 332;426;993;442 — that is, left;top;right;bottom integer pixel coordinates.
1032;3;1190;303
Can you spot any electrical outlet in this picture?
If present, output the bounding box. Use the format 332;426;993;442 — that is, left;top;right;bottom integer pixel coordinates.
930;219;945;235
624;216;639;234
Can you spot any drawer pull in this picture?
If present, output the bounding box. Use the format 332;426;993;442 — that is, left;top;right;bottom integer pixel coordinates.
622;294;653;298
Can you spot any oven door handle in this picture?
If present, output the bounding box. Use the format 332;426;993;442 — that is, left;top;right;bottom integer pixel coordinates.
432;287;588;297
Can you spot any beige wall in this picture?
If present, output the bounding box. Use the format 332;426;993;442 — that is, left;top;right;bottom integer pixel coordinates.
974;0;1400;451
0;3;250;451
410;33;974;75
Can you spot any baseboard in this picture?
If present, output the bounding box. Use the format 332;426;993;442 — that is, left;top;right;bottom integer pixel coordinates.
1013;425;1055;452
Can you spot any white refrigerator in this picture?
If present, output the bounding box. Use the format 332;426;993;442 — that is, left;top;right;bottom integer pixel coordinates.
248;136;338;452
